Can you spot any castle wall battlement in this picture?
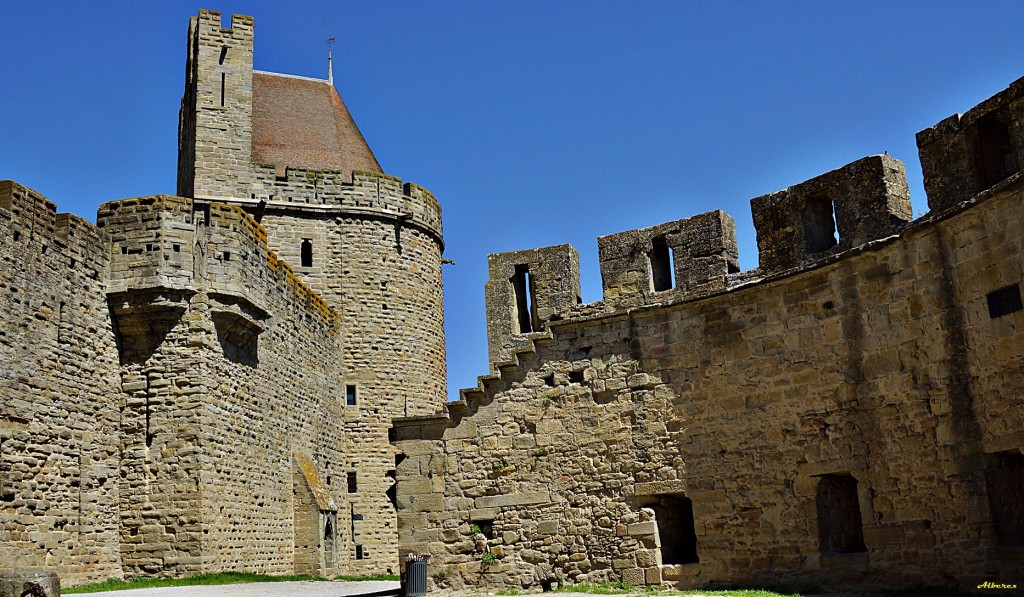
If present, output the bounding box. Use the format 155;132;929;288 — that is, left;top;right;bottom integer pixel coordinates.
97;195;339;332
918;75;1024;213
481;155;910;366
229;168;443;243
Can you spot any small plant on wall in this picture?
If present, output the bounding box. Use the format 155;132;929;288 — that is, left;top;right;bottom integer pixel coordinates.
481;551;497;565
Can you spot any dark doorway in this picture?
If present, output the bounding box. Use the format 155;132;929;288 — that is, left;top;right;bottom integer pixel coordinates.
816;474;867;554
651;495;699;564
985;451;1024;546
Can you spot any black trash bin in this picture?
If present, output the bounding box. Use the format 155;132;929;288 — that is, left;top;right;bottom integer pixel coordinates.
404;554;430;596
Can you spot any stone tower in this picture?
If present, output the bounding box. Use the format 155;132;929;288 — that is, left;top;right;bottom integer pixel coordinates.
177;10;447;575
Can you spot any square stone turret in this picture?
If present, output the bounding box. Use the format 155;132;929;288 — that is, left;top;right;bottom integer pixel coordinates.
917;75;1024;213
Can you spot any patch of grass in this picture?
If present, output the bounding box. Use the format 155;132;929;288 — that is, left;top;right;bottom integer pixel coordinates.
64;572;324;594
555;581;635;594
496;587;521;595
554;585;801;597
675;591;801;597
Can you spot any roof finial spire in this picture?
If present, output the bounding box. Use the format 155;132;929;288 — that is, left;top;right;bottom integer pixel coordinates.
326;36;336;86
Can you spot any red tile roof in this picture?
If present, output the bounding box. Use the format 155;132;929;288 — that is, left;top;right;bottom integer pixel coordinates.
251;72;381;180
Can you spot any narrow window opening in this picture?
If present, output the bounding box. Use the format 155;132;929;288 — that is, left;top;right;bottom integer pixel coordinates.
649;236;674;291
301;239;313;268
804;194;839;253
345;385;357;406
985;451;1024;546
220;72;226;107
816;474;867;554
977;113;1017;190
144;374;153;448
324;518;335;568
987;284;1022;319
647;495;699;564
510;264;538;333
347;472;358;493
355;545;364;560
218;46;228;65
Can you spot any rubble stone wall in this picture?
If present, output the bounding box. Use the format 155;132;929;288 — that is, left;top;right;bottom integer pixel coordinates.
394;176;1024;592
0;181;122;584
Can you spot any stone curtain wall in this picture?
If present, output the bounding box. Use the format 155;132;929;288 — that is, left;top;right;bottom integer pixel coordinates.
394;178;1024;592
0;182;123;585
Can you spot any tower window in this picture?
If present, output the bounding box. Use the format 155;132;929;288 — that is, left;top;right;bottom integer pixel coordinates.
347;472;357;493
220;72;226;107
804;194;839;253
346;385;357;406
510;264;538;334
816;474;867;554
301;239;313;267
649;236;675;291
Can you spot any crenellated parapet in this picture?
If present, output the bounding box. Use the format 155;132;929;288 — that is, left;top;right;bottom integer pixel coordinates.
598;210;738;305
917;75;1024;213
235;169;444;245
750;154;911;275
1;180;110;282
97;194;338;365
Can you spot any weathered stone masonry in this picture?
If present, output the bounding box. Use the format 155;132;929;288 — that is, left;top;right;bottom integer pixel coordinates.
2;9;446;585
393;80;1024;593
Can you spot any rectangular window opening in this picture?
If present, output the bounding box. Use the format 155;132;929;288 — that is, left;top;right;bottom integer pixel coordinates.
347;472;358;494
816;474;867;554
355;545;364;560
977;113;1017;190
301;239;313;268
345;385;357;406
220;72;226;107
987;283;1022;319
804;194;839;253
649;495;699;564
985;451;1024;546
649;236;675;292
510;264;539;334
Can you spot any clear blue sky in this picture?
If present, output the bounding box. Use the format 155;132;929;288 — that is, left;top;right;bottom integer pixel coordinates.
2;1;1023;401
